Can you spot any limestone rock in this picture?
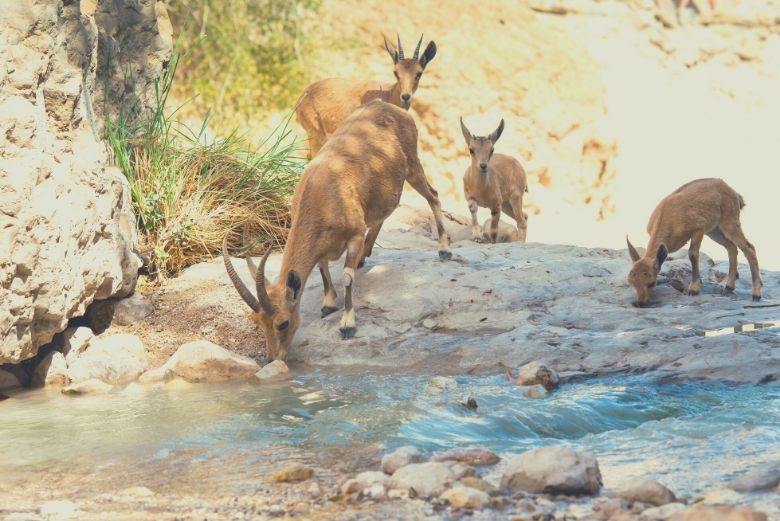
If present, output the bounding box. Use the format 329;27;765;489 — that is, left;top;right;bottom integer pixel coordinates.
440;486;490;510
643;503;687;520
501;446;602;495
430;447;500;466
669;505;768;521
0;368;22;391
158;340;260;382
517;361;560;390
255;360;292;383
390;462;457;498
458;476;499;496
382;445;422;475
523;384;549;399
32;351;69;387
62;327;94;365
617;477;676;506
39;499;79;520
112;293;154;326
727;461;780;492
67;333;148;384
341;471;392;494
62;378;113;395
270;463;314;483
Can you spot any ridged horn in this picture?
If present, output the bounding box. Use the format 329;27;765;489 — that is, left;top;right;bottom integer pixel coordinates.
626;236;641;262
413;34;424;60
255;247;276;315
397;33;405;60
222;236;260;313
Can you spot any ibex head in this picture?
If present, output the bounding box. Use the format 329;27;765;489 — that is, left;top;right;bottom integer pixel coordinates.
460;117;505;174
626;236;667;308
383;33;437;110
223;238;302;361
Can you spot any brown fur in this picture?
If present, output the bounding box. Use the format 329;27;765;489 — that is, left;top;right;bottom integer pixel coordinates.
296;35;436;159
224;100;451;361
626;178;762;307
460;118;528;243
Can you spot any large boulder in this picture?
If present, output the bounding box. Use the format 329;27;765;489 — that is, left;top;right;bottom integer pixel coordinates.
390;462;457;498
67;333;148;384
0;0;172;365
500;446;602;495
144;340;260;383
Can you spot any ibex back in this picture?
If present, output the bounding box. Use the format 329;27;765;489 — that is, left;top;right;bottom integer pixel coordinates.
296;34;436;159
224;100;451;361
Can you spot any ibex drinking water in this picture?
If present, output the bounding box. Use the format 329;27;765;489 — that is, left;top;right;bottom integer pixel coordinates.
461;117;528;243
296;34;437;158
224;100;451;361
626;178;762;307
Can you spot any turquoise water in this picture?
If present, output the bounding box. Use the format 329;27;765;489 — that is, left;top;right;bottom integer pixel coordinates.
1;373;778;497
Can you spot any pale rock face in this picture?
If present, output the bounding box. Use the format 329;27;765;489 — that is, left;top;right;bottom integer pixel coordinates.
390;462;457;498
32;351;69;387
501;446;602;495
617;477;676;506
67;333;148;384
517;361;560;390
62;327;94;365
440;486;490;510
255;360;292;382
0;0;172;365
155;340;260;383
381;446;422;475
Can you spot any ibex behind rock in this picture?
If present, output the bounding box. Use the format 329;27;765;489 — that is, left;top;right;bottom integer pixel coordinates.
626;178;762;307
296;34;436;159
461;117;528;243
224;100;451;361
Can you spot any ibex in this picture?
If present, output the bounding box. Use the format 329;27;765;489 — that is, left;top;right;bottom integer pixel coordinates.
296;34;437;158
224;100;451;361
460;117;528;243
626;178;762;307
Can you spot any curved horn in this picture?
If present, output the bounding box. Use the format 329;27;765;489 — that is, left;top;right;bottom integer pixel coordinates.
397;33;405;60
626;236;641;262
413;34;424;60
222;236;260;312
383;35;398;63
460;117;472;144
255;247;276;315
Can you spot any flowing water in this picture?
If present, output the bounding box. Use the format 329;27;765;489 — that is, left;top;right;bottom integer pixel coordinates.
2;372;779;507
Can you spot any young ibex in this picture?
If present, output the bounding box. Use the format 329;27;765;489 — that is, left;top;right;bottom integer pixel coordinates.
626;178;762;307
460;117;528;243
296;34;437;158
224;100;451;361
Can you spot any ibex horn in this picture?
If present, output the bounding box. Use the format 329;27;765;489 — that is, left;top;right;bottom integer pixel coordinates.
222;235;260;313
397;33;405;60
255;247;276;315
413;34;424;60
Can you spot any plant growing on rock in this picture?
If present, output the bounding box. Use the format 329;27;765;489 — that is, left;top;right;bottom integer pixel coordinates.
106;49;304;278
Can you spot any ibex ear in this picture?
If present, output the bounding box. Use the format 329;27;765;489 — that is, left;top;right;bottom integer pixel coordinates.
490;119;505;144
383;36;398;64
286;270;302;303
420;40;437;69
460;117;472;144
626;236;641;262
654;244;668;269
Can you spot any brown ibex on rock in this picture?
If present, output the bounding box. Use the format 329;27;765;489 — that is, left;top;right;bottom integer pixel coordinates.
224;100;451;361
461;117;528;243
296;34;437;158
626;178;762;307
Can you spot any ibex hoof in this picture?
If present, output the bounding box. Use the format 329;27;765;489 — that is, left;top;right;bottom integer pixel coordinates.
752;294;762;302
357;259;366;269
438;250;452;260
340;327;356;340
686;289;700;296
321;306;339;318
723;285;735;294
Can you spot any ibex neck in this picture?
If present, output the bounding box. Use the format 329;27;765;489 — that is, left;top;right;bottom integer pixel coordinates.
387;82;402;107
276;229;318;294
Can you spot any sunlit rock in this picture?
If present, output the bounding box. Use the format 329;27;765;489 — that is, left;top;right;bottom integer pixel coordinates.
501;446;602;495
381;445;422;475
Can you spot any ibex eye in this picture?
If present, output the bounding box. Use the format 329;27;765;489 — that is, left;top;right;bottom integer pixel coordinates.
416;73;422;79
491;148;495;154
469;148;474;155
276;320;289;331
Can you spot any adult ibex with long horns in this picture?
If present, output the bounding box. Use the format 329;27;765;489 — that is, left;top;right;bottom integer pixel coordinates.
296;33;437;158
224;100;451;361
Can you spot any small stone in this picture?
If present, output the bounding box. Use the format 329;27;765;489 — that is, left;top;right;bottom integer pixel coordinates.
440;486;490;510
728;461;780;492
290;501;310;514
363;484;386;499
164;377;191;390
517;361;560;390
39;499;78;520
112;293;154;326
522;384;549;399
390;462;457;498
342;471;391;494
431;447;500;466
62;378;113;395
642;502;686;520
617;477;676;506
461;397;478;410
270;463;314;483
255;360;291;383
387;488;410;500
422;318;438;329
446;461;477;480
501;446;602;496
426;376;457;392
32;351;69;387
382;445;422;475
459;476;499;496
306;482;322;498
160;340;260;382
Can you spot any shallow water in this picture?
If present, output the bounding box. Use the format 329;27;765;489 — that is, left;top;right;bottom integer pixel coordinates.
2;373;779;499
